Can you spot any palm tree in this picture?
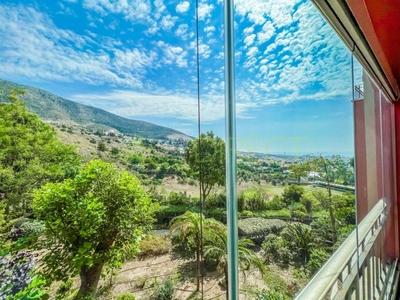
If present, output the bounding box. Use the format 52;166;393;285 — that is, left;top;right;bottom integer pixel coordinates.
204;229;266;300
282;223;315;264
169;211;225;291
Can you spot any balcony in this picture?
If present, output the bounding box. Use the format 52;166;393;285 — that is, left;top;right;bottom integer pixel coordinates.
297;199;399;299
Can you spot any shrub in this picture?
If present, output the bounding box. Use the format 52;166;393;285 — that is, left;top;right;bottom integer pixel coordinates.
154;278;174;300
116;292;136;300
243;188;270;211
265;195;285;211
56;278;73;296
155;205;189;224
282;185;305;204
205;208;226;222
262;234;291;264
10;219;44;241
19;220;44;238
111;147;120;156
254;289;291;300
237;192;245;211
137;236;171;258
239;210;254;217
238;218;287;244
0;251;35;298
98;142;107;151
147;186;167;203
205;192;226;208
168;191;193;206
307;249;330;275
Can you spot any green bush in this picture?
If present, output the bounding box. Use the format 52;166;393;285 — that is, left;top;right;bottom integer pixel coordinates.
154;277;174;300
168;191;193;206
238;218;287;244
116;292;136;300
243;188;270;211
205;192;226;208
265;195;285;211
237;192;245;211
239;210;254;217
205;208;226;222
254;289;291;300
307;249;330;275
155;205;190;224
262;234;291;264
137;235;171;258
9;218;30;230
56;278;73;296
260;209;291;218
19;220;45;237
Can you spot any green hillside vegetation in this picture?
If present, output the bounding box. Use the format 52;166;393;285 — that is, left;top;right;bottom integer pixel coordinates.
0;88;356;300
0;79;190;140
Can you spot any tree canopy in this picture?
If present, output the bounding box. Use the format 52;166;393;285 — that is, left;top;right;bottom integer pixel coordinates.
32;160;157;298
0;90;81;217
185;131;225;202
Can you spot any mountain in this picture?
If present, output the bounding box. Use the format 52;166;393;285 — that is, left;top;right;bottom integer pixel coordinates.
0;79;191;140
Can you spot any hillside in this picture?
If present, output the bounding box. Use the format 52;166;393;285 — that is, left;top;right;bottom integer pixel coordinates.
0;79;190;140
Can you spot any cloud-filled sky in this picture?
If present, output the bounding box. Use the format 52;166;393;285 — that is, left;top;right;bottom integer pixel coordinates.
0;0;362;155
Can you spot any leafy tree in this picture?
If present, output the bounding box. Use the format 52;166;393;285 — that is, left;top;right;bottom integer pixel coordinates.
204;230;266;300
169;211;224;291
282;184;305;204
111;147;120;156
97;142;107;151
127;154;144;165
308;155;348;244
300;191;322;217
185;131;225;204
32;160;156;298
0;90;81;217
289;163;310;183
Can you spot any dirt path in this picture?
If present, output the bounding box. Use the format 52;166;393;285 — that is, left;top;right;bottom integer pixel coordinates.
94;250;306;300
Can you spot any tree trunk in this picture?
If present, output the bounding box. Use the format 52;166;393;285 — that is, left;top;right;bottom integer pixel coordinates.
76;263;104;299
321;156;337;245
196;237;200;292
224;265;229;300
75;239;113;299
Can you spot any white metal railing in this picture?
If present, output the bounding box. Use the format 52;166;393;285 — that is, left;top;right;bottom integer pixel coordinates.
296;199;398;300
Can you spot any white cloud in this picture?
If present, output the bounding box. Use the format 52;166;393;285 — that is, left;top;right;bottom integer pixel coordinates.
71;90;255;122
248;12;265;25
175;23;193;40
154;0;166;20
204;25;215;37
257;21;275;44
198;3;214;20
246;47;258;57
83;0;152;23
243;26;254;35
176;1;190;13
198;43;211;59
244;34;255;46
160;14;178;30
156;41;188;67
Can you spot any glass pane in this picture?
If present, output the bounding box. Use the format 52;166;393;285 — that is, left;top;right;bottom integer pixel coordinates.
0;0;203;299
233;0;356;297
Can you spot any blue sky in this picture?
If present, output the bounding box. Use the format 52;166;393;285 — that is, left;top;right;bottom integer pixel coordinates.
0;0;361;155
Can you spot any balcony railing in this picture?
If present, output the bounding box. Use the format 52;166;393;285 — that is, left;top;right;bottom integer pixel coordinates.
296;199;399;300
355;84;364;99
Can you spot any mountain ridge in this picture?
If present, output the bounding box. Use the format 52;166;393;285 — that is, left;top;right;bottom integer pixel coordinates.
0;79;191;140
